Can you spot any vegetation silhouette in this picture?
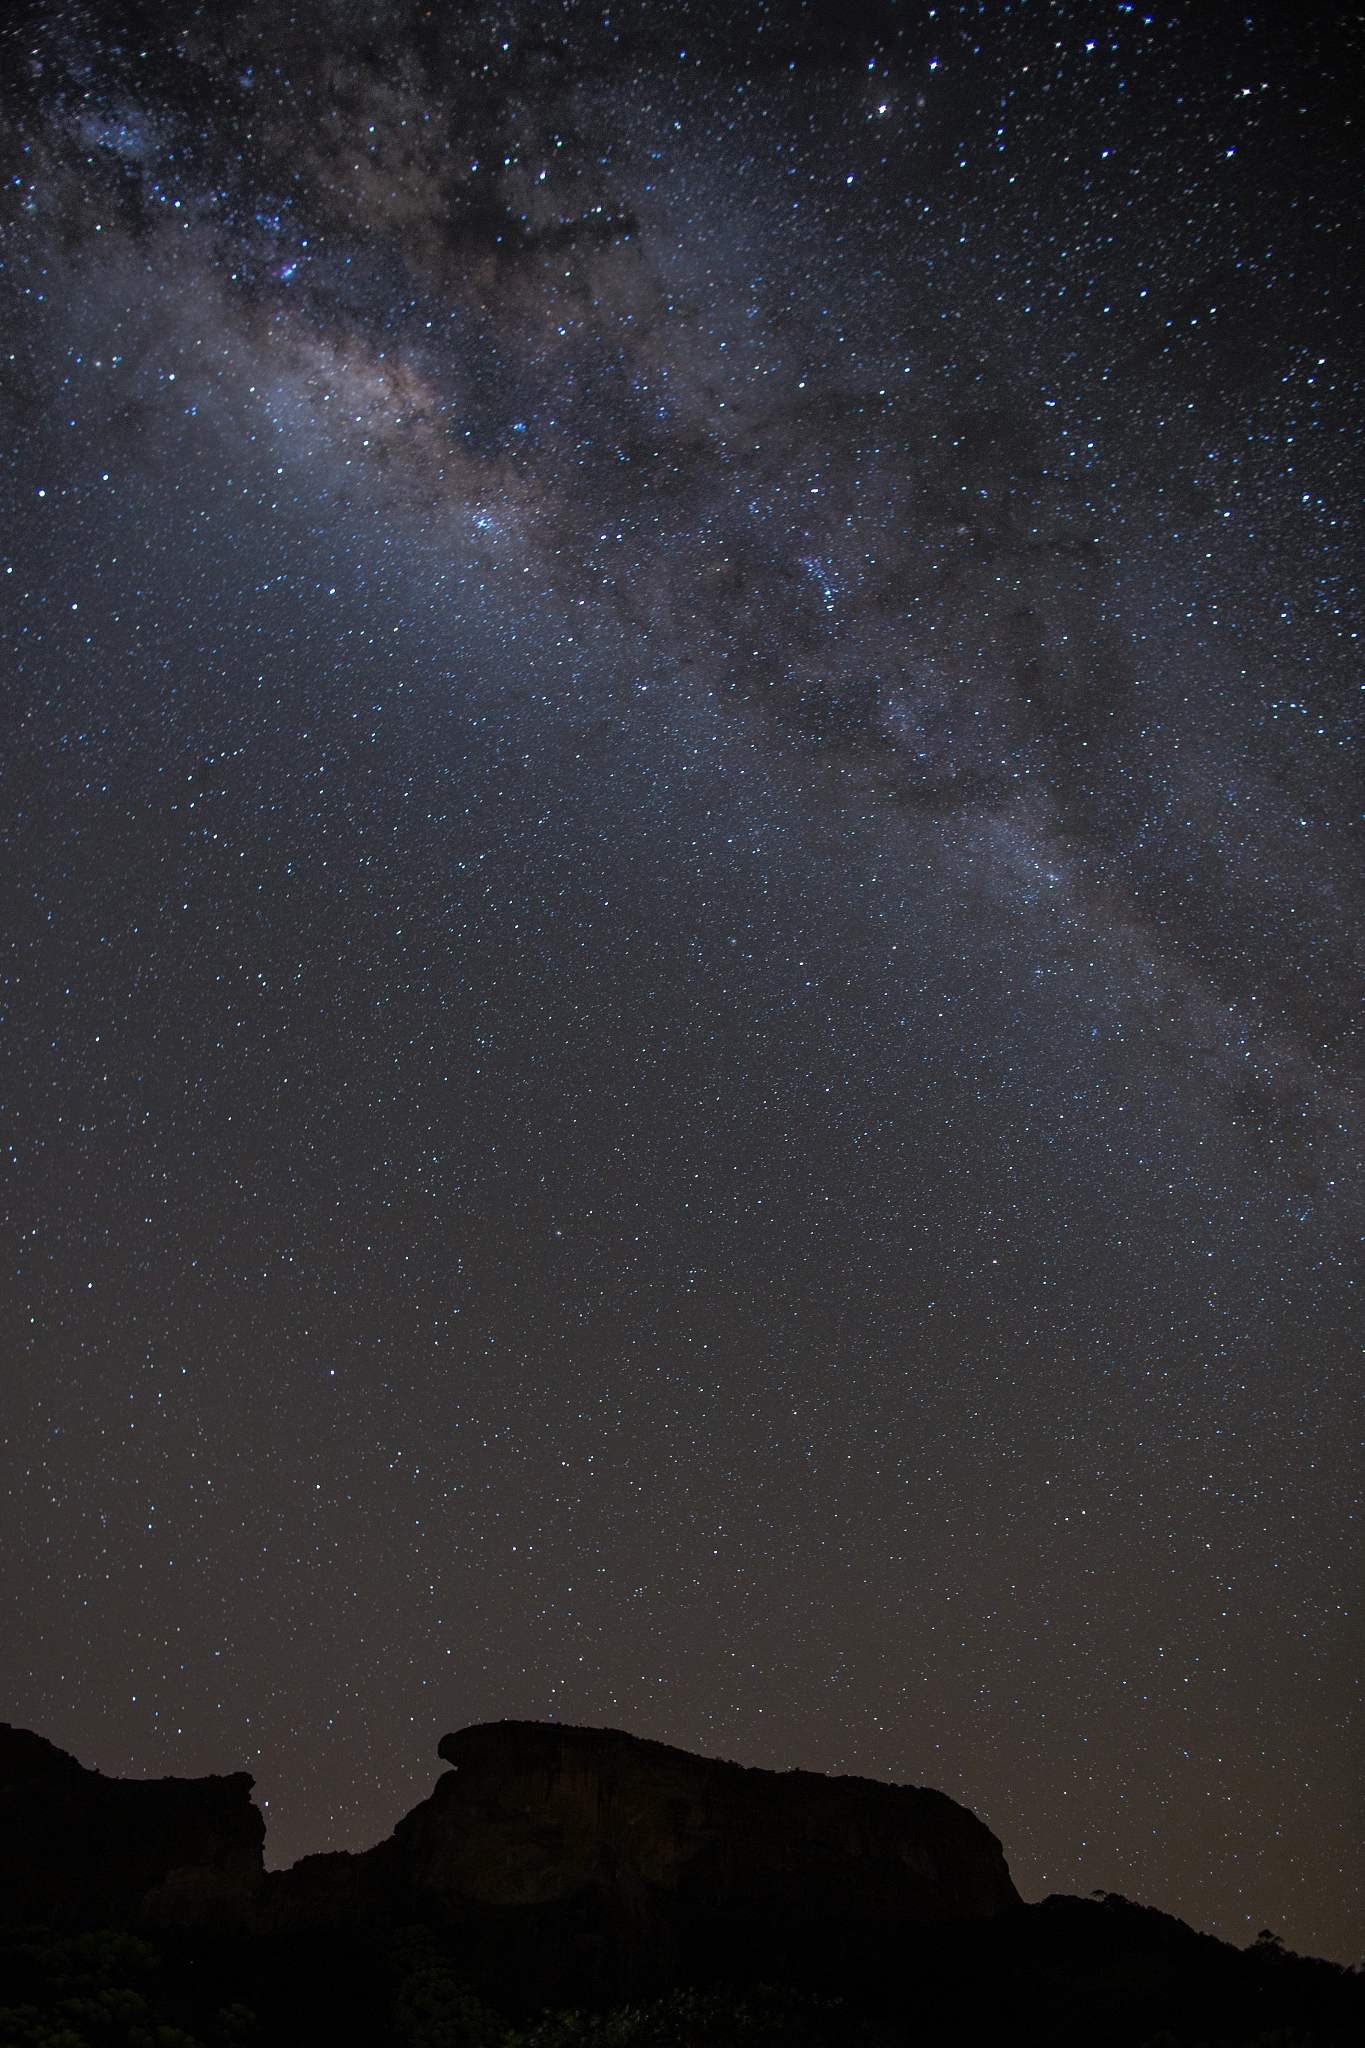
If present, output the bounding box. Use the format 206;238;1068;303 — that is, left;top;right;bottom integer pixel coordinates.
2;1910;1361;2048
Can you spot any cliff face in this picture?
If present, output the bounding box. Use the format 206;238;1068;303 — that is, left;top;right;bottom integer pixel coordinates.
0;1722;265;1930
267;1722;1020;2003
3;1725;1360;2048
0;1719;1018;2005
428;1720;1018;1924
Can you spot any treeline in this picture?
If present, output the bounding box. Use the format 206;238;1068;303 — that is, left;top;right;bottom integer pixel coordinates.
1;1904;1360;2048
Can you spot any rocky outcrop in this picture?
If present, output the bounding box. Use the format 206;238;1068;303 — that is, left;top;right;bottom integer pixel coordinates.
3;1724;1360;2046
267;1721;1019;2003
0;1718;1018;2005
0;1722;264;1930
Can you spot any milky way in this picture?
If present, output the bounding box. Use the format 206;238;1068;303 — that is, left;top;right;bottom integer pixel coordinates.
1;1;1361;1962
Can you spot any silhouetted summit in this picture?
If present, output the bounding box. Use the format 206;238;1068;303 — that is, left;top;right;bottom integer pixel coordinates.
1;1719;1014;1997
2;1720;1361;2046
0;1719;263;1930
267;1719;1019;1995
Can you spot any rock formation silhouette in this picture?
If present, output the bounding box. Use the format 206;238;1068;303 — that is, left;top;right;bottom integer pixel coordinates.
3;1719;1361;2044
0;1720;263;1930
0;1719;1015;2002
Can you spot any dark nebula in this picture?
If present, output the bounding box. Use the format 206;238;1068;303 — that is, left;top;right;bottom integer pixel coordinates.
1;0;1360;1962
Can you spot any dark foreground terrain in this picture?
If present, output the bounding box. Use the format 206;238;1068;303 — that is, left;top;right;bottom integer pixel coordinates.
1;1723;1359;2048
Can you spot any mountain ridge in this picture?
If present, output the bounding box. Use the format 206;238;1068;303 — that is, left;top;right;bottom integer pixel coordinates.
1;1718;1359;2046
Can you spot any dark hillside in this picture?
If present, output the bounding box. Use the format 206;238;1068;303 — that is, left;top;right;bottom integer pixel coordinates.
1;1724;1359;2047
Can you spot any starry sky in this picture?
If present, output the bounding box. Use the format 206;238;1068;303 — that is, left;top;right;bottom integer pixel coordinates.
1;0;1361;1966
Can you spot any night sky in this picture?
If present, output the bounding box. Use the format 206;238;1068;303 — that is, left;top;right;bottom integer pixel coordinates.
1;0;1360;1965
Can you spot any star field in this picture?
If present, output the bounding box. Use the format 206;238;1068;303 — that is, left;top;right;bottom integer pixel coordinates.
0;0;1360;1964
